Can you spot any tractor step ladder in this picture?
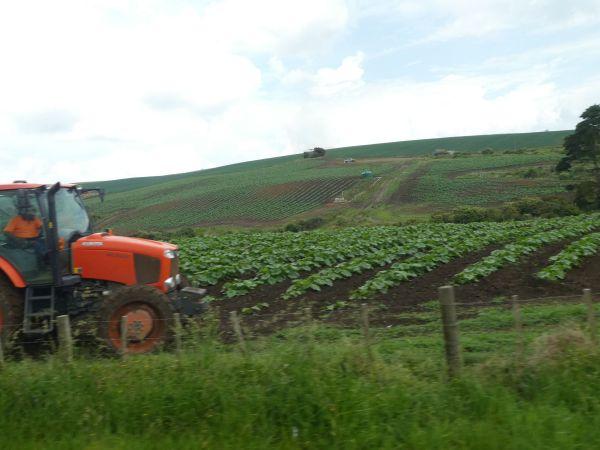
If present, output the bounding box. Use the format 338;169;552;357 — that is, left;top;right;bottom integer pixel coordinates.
23;286;56;334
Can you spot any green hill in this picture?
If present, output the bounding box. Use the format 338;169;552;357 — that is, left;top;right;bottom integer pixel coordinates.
85;130;571;231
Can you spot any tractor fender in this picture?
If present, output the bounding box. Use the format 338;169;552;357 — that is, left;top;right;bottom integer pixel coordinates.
0;256;26;288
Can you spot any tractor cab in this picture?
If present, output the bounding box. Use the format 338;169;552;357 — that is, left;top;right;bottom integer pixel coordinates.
0;182;206;354
0;184;90;285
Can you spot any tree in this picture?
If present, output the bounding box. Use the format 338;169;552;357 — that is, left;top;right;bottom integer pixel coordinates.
556;104;600;209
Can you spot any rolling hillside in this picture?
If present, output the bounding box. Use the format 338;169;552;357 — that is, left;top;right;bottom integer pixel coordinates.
85;130;572;231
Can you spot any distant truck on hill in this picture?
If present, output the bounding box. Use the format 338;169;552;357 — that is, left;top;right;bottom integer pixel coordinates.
303;147;326;158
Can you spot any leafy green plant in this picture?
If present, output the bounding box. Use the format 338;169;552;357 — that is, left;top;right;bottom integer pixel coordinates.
538;232;600;280
454;215;600;284
242;302;270;315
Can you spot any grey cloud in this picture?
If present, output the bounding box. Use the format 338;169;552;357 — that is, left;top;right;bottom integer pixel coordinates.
15;109;78;134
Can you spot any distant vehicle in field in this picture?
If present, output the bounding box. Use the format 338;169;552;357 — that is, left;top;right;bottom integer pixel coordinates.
303;147;326;158
344;158;355;163
432;149;456;157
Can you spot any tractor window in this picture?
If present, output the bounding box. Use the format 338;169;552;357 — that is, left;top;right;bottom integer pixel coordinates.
55;189;91;241
0;190;51;284
0;193;16;230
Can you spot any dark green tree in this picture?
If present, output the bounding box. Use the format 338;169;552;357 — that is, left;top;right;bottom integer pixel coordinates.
556;104;600;209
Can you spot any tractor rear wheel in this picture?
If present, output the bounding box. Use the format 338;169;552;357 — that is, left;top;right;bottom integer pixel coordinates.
0;276;23;344
98;285;174;355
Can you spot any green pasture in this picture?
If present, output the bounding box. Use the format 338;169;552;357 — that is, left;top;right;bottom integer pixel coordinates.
1;299;599;449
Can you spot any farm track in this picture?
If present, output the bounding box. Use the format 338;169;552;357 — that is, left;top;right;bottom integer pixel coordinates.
368;162;412;205
389;166;429;205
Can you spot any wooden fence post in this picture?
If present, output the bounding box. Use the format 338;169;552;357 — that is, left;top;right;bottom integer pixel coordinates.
512;295;524;358
120;315;128;358
438;286;461;378
361;303;373;361
583;289;596;343
173;313;183;356
230;311;247;356
56;315;73;363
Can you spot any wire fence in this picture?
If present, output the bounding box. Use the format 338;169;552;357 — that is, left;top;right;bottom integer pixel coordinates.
2;291;599;328
1;287;599;368
440;286;598;377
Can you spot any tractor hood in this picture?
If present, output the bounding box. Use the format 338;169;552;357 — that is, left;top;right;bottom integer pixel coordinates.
71;233;179;289
73;233;177;257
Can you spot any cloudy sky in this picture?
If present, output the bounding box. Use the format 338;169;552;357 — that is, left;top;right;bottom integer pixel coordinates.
0;0;599;183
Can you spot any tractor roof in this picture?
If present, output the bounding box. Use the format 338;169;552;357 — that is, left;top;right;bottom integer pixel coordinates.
0;183;76;191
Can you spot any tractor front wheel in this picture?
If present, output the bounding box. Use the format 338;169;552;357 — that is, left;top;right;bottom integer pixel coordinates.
99;285;174;355
0;276;23;344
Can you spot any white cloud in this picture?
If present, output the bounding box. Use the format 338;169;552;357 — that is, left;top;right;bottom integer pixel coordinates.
0;0;598;185
286;71;600;150
428;0;600;41
15;110;78;134
311;52;365;96
277;52;365;96
0;0;348;182
199;0;349;55
357;0;600;42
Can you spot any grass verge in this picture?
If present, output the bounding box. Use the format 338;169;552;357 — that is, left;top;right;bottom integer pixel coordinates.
1;310;600;449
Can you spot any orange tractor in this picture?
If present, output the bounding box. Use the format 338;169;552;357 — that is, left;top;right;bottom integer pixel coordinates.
0;182;206;354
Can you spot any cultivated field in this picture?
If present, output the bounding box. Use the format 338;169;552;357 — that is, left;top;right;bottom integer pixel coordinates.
85;131;571;231
175;214;600;333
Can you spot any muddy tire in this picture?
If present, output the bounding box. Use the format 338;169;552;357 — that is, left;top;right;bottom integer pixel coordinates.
98;285;174;355
0;276;23;343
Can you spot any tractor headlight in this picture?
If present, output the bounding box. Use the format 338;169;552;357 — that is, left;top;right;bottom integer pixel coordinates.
164;277;176;290
164;249;176;259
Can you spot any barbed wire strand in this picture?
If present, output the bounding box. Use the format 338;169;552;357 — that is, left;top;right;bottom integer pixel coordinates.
1;290;599;329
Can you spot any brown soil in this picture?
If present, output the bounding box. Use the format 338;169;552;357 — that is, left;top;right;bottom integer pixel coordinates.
455;243;600;303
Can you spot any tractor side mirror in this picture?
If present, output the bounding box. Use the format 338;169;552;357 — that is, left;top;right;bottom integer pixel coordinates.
80;188;105;202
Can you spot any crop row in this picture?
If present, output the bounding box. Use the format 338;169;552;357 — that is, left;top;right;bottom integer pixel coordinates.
281;228;448;299
178;227;412;286
453;215;599;284
176;214;600;303
537;232;600;281
221;225;446;297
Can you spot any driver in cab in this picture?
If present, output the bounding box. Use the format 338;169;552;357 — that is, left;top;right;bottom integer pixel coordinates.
3;205;43;248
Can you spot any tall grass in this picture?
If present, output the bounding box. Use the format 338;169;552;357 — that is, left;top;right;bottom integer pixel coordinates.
1;324;600;449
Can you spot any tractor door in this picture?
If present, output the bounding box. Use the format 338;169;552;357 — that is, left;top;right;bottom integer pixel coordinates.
53;188;91;277
34;186;92;285
0;190;52;285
